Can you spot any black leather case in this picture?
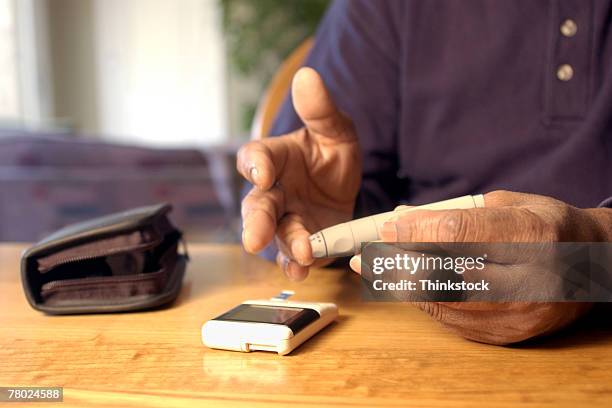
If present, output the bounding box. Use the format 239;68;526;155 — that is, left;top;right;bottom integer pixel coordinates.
21;203;188;314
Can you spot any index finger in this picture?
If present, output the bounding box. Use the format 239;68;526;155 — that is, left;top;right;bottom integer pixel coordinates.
236;140;278;191
236;136;294;191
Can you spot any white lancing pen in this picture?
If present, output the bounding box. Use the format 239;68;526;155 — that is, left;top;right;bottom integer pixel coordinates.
308;195;485;258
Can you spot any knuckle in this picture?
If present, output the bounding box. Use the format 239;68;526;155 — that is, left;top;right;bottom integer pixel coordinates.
276;219;293;241
395;214;418;242
241;194;279;223
278;216;301;237
436;211;471;242
485;190;512;206
526;210;562;242
550;205;573;241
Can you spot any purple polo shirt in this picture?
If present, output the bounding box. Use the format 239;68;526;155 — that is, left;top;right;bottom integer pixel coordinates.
270;0;612;215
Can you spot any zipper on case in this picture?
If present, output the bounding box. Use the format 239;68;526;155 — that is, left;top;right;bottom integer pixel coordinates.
37;230;161;274
40;242;156;272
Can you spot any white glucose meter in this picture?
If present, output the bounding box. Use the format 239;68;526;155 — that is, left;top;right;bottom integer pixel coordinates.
201;292;338;355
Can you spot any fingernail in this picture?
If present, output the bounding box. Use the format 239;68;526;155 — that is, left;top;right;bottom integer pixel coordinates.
349;256;361;274
380;221;398;241
249;166;259;185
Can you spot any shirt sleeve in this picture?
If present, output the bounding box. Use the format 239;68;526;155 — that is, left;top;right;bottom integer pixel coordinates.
269;0;407;218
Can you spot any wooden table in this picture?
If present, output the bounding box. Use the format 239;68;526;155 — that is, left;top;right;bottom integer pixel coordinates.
1;243;612;407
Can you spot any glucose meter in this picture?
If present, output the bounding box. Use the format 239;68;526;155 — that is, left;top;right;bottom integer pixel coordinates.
202;292;337;355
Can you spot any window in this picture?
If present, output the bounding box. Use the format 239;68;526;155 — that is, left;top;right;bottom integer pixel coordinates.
0;0;20;121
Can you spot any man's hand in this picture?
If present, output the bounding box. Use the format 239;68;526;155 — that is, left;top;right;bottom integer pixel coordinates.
238;67;361;281
350;190;612;344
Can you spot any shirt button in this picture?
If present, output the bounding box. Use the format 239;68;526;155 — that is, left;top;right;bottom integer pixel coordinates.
560;19;578;37
556;64;574;81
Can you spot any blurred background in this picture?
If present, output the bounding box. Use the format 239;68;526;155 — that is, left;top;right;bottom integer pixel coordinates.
0;0;329;243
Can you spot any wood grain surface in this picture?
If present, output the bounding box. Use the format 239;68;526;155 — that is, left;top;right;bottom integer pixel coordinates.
1;243;612;407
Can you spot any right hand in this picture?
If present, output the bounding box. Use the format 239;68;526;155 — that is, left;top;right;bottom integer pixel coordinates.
237;67;361;281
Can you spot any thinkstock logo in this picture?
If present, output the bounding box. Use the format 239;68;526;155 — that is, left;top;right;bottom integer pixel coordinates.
360;242;612;302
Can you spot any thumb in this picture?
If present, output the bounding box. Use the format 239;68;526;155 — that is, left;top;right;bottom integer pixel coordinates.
292;67;355;143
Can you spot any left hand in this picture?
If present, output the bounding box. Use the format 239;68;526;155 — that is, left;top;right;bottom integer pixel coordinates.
349;190;612;345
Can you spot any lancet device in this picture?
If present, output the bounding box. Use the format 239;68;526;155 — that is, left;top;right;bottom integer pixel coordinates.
308;194;485;258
